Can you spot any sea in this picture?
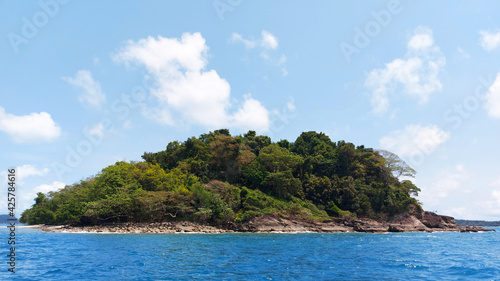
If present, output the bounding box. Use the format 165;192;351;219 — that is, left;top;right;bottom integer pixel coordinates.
1;225;499;280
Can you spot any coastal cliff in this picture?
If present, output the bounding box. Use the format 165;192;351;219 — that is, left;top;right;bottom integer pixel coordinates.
41;211;494;234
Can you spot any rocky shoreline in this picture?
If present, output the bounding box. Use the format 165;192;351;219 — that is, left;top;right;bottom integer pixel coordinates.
38;211;495;234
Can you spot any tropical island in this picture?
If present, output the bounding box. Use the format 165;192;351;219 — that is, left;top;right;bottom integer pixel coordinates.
20;130;494;233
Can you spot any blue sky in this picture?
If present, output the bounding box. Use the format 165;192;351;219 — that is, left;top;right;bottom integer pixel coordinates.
1;0;500;220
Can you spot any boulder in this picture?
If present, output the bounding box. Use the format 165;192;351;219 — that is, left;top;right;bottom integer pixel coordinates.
388;214;429;232
420;211;458;230
352;218;389;233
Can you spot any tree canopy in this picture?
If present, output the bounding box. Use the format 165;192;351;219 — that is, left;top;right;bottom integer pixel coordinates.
20;130;422;225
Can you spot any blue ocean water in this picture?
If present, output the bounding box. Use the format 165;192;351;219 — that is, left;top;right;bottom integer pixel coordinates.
1;226;499;280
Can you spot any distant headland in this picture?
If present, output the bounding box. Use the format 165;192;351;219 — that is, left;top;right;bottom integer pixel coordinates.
0;214;17;224
456;220;500;227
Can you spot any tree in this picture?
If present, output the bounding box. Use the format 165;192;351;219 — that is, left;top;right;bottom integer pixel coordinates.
401;180;421;197
303;175;334;205
20;130;425;226
257;144;302;174
291;131;335;157
256;144;303;198
244;133;271;156
377;150;416;179
208;134;241;182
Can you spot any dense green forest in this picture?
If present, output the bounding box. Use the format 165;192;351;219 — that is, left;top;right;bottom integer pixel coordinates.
20;130;422;225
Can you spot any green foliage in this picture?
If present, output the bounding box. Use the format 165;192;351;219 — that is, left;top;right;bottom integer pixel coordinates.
377;150;416;179
21;130;423;225
326;201;355;219
193;207;213;222
401;180;421;197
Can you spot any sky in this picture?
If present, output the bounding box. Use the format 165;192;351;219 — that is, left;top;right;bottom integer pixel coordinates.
1;0;500;220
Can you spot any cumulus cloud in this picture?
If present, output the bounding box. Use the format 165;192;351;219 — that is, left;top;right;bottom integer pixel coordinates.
16;164;50;184
231;30;288;76
479;30;500;51
380;124;450;158
0;107;61;143
33;181;66;194
407;30;434;50
16;181;66;213
1;164;49;184
484;72;500;118
261;30;279;49
63;70;106;107
113;32;270;133
232;94;270;131
365;26;446;114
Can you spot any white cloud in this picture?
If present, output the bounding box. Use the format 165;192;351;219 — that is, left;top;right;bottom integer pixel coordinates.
261;30;279;49
277;54;288;77
16;164;50;185
481;191;500;219
1;164;50;184
63;70;106;107
231;95;270;132
418;165;469;206
492;190;500;206
231;30;288;76
418;173;500;220
0;107;62;143
484;178;500;216
231;30;279;50
380;124;450;158
113;33;270;133
88;122;104;135
230;33;257;49
34;181;66;194
0;165;55;215
442;207;468;219
407;29;434;50
16;181;66;214
490;176;500;187
485;72;500;118
479;30;500;51
18;164;49;177
365;26;445;114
